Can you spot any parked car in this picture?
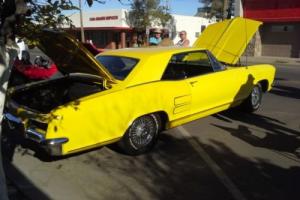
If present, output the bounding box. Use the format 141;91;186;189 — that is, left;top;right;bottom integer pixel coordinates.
5;17;275;156
9;51;59;86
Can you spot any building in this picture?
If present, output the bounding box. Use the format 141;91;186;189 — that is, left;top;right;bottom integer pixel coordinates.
68;9;131;49
68;9;212;49
171;14;212;45
235;0;300;58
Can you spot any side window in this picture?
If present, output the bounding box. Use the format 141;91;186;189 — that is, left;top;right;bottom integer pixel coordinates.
162;51;214;80
207;51;226;71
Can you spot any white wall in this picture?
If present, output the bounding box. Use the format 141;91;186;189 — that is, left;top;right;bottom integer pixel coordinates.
234;0;244;17
171;14;213;46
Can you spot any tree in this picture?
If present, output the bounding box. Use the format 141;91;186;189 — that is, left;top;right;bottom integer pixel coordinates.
0;0;95;199
197;0;231;20
126;0;172;44
1;0;131;198
127;0;172;30
16;0;78;46
0;1;29;199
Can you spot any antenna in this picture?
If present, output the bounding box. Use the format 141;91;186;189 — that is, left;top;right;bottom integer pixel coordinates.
244;18;248;67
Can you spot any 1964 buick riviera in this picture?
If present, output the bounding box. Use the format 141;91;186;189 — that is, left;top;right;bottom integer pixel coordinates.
5;17;276;156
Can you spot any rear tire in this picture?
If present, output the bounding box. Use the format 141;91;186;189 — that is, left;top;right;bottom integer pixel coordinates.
241;83;263;112
119;114;159;155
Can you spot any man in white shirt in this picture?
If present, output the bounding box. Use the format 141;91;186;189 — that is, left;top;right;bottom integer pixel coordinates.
15;38;28;60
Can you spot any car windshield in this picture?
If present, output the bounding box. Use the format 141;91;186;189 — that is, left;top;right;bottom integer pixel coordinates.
95;55;139;80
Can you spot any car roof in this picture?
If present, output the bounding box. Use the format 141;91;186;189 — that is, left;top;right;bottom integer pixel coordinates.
98;47;210;87
99;47;207;59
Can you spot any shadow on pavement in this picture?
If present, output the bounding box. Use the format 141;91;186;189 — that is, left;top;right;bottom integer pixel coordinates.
270;85;300;100
1;122;50;200
74;131;300;200
213;110;300;157
3;162;51;200
2;116;300;200
2;121;234;200
274;77;287;81
202;140;300;200
79;133;235;200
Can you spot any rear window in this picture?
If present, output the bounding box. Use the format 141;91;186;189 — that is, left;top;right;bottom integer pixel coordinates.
96;55;139;80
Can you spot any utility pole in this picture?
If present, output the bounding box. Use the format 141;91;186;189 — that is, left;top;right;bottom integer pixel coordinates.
223;0;229;20
79;0;85;42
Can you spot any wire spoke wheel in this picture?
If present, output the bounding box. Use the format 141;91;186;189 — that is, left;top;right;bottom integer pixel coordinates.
119;114;160;155
129;116;156;150
251;86;261;107
241;83;263;112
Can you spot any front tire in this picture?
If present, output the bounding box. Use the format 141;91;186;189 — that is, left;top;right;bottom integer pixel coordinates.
119;114;159;155
241;83;263;112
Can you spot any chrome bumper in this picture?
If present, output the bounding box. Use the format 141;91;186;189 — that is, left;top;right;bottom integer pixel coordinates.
4;113;68;156
25;128;68;156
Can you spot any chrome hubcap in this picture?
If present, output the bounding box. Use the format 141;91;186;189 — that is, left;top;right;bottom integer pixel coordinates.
251;87;260;106
129;117;155;149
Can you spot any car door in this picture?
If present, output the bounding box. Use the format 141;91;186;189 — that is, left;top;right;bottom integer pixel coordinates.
179;51;242;115
161;55;194;119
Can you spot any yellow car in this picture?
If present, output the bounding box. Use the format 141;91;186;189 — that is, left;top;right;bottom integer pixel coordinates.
6;17;275;156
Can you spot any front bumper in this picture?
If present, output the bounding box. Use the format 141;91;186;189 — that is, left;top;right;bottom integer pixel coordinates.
4;113;68;156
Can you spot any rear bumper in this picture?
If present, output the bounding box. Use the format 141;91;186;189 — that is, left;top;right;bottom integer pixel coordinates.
26;128;68;156
5;113;68;156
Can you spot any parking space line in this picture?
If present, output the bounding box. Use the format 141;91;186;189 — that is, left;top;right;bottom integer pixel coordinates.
177;126;247;200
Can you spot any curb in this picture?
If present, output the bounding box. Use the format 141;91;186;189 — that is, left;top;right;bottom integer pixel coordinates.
241;56;300;66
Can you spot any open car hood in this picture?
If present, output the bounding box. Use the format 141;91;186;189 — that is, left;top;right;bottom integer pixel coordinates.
193;17;262;65
35;29;116;82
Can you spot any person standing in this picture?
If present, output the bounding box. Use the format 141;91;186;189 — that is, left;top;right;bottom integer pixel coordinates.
131;34;140;47
15;38;28;60
149;28;162;46
159;31;174;47
176;31;190;47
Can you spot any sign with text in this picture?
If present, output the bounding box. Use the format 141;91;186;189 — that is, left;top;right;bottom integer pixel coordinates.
89;16;119;21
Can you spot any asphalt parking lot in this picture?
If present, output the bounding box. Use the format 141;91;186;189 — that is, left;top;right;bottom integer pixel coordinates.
3;63;300;200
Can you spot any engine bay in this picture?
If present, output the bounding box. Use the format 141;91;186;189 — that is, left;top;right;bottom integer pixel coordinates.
10;74;104;113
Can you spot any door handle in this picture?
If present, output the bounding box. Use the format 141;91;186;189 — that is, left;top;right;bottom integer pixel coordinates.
189;81;198;86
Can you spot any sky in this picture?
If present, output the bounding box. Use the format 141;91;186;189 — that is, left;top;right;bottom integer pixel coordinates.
78;0;200;16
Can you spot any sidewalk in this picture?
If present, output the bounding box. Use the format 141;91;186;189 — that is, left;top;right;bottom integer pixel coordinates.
241;56;300;66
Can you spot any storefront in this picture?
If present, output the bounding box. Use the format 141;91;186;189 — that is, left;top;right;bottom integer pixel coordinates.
68;9;132;49
68;9;212;49
240;0;300;58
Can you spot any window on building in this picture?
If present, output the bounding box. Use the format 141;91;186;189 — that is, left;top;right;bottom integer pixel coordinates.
271;25;294;32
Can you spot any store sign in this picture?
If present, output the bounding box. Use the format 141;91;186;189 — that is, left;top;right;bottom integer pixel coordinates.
89;16;118;21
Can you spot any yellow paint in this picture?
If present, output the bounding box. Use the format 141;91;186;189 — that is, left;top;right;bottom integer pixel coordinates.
45;59;275;155
10;18;276;155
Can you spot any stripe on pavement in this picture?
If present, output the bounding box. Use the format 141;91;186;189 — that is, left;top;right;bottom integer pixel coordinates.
177;126;247;200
